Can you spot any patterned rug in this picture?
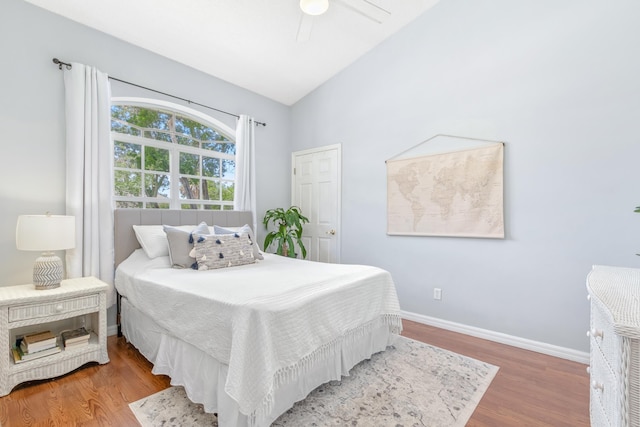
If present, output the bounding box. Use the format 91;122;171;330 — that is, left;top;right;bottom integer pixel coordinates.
129;336;498;427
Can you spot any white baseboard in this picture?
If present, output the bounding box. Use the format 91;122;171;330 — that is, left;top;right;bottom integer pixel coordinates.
401;310;590;364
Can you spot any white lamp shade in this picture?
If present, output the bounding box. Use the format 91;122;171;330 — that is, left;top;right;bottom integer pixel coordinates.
16;215;76;252
300;0;329;16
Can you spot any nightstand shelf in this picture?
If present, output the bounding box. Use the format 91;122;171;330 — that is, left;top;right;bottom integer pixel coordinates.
0;277;109;396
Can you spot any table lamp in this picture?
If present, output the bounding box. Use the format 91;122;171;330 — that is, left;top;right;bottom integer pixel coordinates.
16;214;76;290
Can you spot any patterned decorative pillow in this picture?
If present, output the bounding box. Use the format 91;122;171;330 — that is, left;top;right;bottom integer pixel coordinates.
212;224;264;260
163;222;210;269
191;232;256;270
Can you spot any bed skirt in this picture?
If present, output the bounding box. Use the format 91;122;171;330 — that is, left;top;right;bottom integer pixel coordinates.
121;297;398;427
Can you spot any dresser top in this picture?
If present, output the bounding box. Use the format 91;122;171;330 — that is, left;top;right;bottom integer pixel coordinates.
587;265;640;338
0;277;108;305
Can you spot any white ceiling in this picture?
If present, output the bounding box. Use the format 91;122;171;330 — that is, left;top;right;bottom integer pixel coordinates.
24;0;439;105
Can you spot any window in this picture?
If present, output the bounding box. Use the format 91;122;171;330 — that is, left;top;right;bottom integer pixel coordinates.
110;98;236;210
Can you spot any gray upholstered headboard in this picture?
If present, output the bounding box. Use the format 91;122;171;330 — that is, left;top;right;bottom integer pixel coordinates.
114;209;254;268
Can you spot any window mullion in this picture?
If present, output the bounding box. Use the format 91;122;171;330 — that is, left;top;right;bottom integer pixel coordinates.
169;146;180;209
140;145;146;202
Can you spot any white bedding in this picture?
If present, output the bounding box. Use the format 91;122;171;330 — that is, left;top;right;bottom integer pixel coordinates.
115;249;402;425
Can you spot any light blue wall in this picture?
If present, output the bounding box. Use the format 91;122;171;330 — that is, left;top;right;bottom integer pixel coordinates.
291;0;640;352
3;0;639;353
0;0;291;326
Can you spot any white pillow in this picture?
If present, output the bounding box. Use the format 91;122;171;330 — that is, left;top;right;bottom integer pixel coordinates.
132;225;168;259
133;224;209;259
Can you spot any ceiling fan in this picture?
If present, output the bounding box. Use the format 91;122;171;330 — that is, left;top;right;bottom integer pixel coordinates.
296;0;391;42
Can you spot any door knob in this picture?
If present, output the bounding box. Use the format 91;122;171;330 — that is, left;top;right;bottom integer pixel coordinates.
327;229;336;235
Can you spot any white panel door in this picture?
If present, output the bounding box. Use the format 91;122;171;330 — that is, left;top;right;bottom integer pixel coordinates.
292;144;341;263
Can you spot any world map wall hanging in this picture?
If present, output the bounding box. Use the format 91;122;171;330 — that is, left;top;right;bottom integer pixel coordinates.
386;134;504;238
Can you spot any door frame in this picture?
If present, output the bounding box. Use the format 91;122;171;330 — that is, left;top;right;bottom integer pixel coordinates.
291;143;342;263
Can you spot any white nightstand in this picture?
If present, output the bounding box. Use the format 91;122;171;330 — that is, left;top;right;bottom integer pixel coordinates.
0;276;109;396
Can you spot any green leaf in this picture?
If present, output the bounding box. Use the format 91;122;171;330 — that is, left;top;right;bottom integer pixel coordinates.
263;232;276;252
295;236;307;259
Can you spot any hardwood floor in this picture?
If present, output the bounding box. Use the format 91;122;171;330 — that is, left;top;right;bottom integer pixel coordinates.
402;320;590;427
0;320;590;426
0;337;171;426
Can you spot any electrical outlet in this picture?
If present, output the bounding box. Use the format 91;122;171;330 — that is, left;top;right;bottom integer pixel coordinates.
433;288;442;300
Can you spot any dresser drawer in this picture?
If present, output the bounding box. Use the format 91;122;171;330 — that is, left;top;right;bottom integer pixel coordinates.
8;294;100;323
590;343;621;425
590;396;612;427
591;298;621;371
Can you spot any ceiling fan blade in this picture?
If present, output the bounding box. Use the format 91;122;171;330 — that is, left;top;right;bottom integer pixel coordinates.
335;0;391;24
296;12;314;42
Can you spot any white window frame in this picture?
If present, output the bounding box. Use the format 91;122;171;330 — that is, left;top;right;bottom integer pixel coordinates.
111;97;236;210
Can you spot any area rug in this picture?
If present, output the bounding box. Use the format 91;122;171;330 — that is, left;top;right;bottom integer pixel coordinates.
129;336;498;427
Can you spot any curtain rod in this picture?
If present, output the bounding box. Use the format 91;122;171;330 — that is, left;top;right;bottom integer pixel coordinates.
52;58;266;127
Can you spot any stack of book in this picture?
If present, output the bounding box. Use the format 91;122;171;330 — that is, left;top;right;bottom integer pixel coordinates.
12;330;61;363
61;327;91;350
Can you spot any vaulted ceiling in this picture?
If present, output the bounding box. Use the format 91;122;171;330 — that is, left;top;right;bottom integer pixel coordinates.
24;0;439;105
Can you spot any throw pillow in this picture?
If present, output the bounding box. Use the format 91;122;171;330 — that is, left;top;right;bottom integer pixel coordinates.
212;224;264;260
164;222;210;268
191;232;256;270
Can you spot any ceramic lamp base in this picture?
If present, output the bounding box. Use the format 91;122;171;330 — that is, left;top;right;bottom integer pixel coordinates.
33;253;63;290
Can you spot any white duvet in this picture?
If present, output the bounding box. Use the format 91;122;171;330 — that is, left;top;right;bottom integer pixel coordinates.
115;250;402;424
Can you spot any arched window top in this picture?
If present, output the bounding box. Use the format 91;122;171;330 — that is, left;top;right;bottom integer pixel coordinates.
111;97;235;140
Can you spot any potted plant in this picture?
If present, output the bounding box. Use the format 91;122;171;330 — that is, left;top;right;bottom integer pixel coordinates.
263;206;309;258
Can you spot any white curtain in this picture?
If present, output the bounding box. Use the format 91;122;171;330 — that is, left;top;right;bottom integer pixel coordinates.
63;63;115;307
234;115;257;232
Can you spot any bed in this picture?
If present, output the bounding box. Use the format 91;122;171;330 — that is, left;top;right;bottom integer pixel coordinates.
114;209;402;427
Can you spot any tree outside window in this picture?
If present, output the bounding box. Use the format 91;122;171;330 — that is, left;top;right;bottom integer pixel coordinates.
111;101;235;210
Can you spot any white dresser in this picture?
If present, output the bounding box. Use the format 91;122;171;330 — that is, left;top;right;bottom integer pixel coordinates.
587;265;640;427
